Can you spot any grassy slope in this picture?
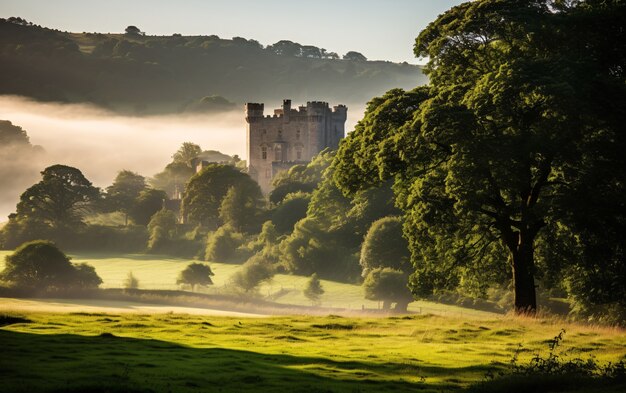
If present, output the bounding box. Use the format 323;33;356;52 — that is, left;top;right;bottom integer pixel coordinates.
0;251;493;316
1;312;624;393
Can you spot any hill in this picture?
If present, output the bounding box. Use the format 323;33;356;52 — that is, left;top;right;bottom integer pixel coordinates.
0;17;427;115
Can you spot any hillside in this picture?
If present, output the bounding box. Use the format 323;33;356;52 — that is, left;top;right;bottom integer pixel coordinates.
0;18;427;114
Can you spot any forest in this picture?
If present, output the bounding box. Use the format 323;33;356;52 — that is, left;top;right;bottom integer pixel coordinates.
0;17;424;114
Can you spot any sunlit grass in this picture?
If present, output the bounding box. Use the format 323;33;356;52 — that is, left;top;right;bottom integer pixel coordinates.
0;251;493;316
1;312;624;392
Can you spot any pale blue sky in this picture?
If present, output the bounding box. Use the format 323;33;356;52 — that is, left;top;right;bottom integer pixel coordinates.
0;0;466;63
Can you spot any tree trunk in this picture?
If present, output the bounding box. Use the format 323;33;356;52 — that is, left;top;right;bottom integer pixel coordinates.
394;301;409;313
382;300;391;310
511;234;537;314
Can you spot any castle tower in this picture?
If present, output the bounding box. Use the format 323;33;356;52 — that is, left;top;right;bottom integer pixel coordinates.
245;99;347;193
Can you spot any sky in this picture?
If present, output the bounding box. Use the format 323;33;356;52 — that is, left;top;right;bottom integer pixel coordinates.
0;0;466;63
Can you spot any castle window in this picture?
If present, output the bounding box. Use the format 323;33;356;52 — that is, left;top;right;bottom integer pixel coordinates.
261;146;267;160
296;149;302;160
278;129;283;139
274;145;282;161
296;129;301;140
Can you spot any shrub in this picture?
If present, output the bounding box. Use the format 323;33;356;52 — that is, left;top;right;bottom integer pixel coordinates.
0;240;101;291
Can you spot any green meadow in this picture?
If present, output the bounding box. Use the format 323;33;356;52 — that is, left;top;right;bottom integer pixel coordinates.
0;251;493;316
1;312;625;393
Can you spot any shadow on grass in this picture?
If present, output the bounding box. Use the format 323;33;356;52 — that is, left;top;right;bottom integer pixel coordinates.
0;328;482;393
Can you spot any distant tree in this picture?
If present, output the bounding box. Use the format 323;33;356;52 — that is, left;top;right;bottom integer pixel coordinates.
176;262;214;291
0;120;30;145
124;271;139;290
219;186;263;233
172;142;202;165
181;164;263;228
105;170;147;225
301;45;322;58
303;273;324;305
150;161;194;198
230;254;274;294
0;240;101;291
15;165;100;228
147;209;177;252
343;51;367;61
363;268;413;312
360;216;411;277
124;25;143;36
204;225;245;262
267;40;302;57
128;188;167;226
73;263;103;289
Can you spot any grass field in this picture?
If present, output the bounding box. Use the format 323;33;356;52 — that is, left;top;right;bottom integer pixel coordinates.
1;312;624;393
0;251;495;316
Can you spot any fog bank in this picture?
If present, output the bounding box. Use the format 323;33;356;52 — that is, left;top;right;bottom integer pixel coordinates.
0;96;365;221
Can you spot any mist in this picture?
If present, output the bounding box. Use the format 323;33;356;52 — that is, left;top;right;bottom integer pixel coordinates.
0;96;365;221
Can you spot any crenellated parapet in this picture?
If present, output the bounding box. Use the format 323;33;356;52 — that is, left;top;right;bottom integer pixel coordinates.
245;98;347;193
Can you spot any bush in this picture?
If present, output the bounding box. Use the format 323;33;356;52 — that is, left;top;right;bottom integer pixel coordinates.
230;254;274;294
303;273;324;305
204;225;247;262
0;240;101;291
363;268;413;312
147;209;177;252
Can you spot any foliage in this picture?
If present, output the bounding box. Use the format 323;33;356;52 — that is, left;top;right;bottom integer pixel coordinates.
359;216;411;277
0;119;30;145
176;262;214;291
105;170;147;225
362;268;413;311
128;188;168;226
0;240;101;290
204;225;247;263
0;19;424;114
14;165;100;228
181;164;263;228
270;192;310;234
124;271;139;290
343;51;367;61
150;161;194;198
303;273;324;304
147;209;177;252
229;253;274;294
242;221;279;257
333;0;626;314
171;142;202;165
219;186;264;233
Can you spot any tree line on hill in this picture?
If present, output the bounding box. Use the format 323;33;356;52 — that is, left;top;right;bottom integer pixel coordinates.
0;17;425;114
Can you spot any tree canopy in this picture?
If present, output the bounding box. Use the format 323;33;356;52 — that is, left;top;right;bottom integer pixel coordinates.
333;0;626;314
0;240;101;291
181;164;263;228
177;262;214;291
15;165;100;228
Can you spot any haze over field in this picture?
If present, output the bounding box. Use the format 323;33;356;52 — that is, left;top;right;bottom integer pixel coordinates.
0;96;366;220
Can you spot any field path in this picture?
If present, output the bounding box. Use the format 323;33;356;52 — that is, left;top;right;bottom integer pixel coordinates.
0;297;265;317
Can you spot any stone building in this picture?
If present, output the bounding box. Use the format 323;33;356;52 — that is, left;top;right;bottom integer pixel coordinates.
245;99;347;193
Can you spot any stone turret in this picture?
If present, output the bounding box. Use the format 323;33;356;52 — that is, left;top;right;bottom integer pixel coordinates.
245;99;347;193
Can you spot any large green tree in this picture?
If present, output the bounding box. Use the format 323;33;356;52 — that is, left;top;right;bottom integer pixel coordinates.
105;170;147;225
181;164;263;228
15;165;100;228
333;0;626;314
0;240;102;290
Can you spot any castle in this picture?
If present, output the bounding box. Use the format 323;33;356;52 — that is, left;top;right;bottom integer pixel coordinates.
246;99;347;193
